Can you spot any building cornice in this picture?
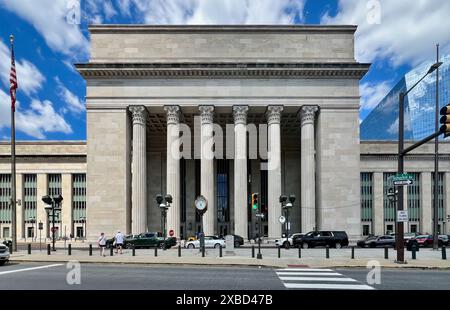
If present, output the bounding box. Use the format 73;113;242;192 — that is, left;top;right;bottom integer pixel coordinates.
75;62;370;79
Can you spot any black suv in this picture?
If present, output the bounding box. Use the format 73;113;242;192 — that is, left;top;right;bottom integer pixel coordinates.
293;231;349;249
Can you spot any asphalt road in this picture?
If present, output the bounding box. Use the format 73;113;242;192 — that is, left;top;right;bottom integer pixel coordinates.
0;262;449;290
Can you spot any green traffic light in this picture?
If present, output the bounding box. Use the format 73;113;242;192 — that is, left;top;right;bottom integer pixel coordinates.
252;204;257;210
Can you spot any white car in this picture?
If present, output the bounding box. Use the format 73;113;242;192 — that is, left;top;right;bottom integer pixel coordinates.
0;244;10;266
275;233;305;248
185;236;226;249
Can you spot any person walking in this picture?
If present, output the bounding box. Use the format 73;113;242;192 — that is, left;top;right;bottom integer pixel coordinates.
97;232;107;257
115;230;125;254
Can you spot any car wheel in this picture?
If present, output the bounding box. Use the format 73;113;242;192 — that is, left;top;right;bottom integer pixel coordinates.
335;242;342;249
0;261;5;266
214;243;221;249
283;241;290;249
234;241;240;248
187;243;195;249
125;243;133;249
302;243;309;249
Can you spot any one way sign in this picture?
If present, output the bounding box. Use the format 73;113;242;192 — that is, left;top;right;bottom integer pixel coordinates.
393;179;414;186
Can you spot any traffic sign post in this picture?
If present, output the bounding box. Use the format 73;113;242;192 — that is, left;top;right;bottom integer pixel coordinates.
169;229;174;237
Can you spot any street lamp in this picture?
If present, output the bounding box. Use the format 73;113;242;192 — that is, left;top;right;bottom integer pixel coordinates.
156;194;172;242
280;194;295;249
29;216;36;242
397;59;442;263
80;217;86;242
42;195;63;251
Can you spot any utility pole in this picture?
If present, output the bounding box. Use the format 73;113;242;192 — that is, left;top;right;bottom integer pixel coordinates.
433;44;440;250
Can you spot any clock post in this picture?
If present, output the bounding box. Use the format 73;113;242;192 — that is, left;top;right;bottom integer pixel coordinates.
195;195;208;254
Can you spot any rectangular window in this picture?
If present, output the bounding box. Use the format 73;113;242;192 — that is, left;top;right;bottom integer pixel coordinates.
383;173;396;222
76;226;84;238
217;159;229;223
407;173;420;222
23;174;37;224
2;227;10;238
0;174;11;223
410;224;418;233
47;174;62;225
72;174;86;232
361;173;374;222
27;226;34;238
363;225;370;236
386;224;394;234
431;172;445;222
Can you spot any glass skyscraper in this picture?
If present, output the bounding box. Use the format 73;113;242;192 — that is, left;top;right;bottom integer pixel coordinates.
361;53;450;141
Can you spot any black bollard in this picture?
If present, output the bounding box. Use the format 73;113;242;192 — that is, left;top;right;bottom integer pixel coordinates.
132;245;136;257
178;245;181;257
110;246;113;256
47;244;51;255
28;243;31;255
384;246;388;259
278;246;281;258
251;246;255;258
68;244;72;256
351;246;355;259
326;246;330;259
202;245;205;257
219;245;223;257
154;247;158;257
89;244;92;256
412;245;416;260
298;246;301;259
442;246;447;260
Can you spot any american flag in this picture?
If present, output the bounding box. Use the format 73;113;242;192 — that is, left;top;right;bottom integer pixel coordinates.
10;36;18;112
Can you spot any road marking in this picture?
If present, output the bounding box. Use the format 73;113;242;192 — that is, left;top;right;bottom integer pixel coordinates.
284;283;374;290
276;268;333;272
276;272;342;276
0;264;63;275
279;277;357;282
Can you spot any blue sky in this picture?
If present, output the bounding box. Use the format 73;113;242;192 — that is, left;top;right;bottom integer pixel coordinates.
0;0;449;141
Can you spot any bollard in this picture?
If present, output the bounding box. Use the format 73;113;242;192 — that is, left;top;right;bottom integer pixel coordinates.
351;246;355;259
298;246;301;259
178;245;181;257
412;245;416;260
68;244;72;256
132;245;136;257
202;245;205;257
442;246;447;260
154;247;158;257
28;243;31;255
110;246;113;256
326;246;330;259
219;245;223;258
47;244;51;255
251;246;255;258
89;244;92;256
278;246;281;258
384;247;388;259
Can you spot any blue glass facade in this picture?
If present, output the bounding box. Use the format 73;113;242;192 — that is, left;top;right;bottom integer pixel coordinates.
361;53;450;141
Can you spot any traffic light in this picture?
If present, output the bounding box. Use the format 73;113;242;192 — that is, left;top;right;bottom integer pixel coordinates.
440;104;450;137
251;193;259;210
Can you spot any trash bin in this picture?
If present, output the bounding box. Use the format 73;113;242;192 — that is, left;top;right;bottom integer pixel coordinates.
406;239;419;251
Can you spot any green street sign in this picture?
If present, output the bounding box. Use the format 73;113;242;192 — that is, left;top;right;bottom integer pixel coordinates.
392;173;414;182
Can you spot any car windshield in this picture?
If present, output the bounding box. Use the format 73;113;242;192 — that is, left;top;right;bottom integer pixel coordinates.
366;236;377;240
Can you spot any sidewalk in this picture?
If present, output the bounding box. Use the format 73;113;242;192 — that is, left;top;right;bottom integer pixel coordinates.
10;247;450;269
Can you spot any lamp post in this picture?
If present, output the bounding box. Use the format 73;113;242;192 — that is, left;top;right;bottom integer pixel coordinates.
29;216;36;242
156;194;172;243
80;217;86;242
397;59;442;263
280;194;295;249
42;195;63;251
433;45;440;250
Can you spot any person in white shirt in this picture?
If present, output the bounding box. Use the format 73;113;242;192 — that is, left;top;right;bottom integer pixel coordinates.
115;230;125;254
97;232;107;257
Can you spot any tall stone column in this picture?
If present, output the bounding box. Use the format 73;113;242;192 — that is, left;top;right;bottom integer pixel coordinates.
129;106;148;234
233;106;249;239
300;105;318;233
267;105;283;239
164;105;181;238
199;106;215;236
373;172;384;235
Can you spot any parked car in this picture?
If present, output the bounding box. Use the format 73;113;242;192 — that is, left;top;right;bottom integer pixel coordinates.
439;235;449;246
232;235;244;248
185;236;226;249
414;235;444;247
123;232;176;249
276;233;305;248
357;235;396;248
293;231;349;249
105;234;139;248
0;243;10;266
2;240;12;249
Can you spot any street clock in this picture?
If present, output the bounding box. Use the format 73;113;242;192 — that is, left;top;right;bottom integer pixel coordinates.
195;195;208;214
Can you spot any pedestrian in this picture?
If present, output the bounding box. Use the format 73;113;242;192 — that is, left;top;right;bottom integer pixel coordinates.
115;230;125;254
97;232;107;257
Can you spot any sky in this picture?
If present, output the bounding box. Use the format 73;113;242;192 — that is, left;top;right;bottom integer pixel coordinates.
0;0;449;141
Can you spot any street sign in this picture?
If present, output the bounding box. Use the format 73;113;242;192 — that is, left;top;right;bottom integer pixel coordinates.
38;222;43;230
397;210;409;222
278;215;286;224
256;213;264;218
169;229;174;237
393;173;414;186
393;179;414;186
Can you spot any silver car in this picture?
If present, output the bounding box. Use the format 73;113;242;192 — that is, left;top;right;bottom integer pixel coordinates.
185;236;226;249
0;244;10;266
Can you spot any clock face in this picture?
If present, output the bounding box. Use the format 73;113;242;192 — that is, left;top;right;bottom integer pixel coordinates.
195;196;208;212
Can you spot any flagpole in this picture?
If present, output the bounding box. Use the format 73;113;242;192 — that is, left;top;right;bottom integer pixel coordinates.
10;34;17;252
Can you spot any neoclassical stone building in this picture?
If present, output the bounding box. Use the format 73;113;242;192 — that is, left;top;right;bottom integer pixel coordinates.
1;25;448;243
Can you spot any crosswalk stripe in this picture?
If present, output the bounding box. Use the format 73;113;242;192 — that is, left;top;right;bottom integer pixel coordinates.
279;277;357;282
284;283;375;290
276;272;342;276
276;268;333;272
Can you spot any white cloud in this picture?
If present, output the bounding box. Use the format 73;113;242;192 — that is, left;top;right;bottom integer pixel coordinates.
0;0;89;57
123;0;304;25
103;1;118;19
321;0;450;66
0;89;72;139
55;77;85;114
360;81;391;111
0;40;45;96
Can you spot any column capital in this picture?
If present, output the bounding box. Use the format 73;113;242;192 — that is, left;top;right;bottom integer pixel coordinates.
164;105;180;125
129;105;147;125
266;105;283;125
233;105;249;125
199;105;214;125
300;105;319;126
